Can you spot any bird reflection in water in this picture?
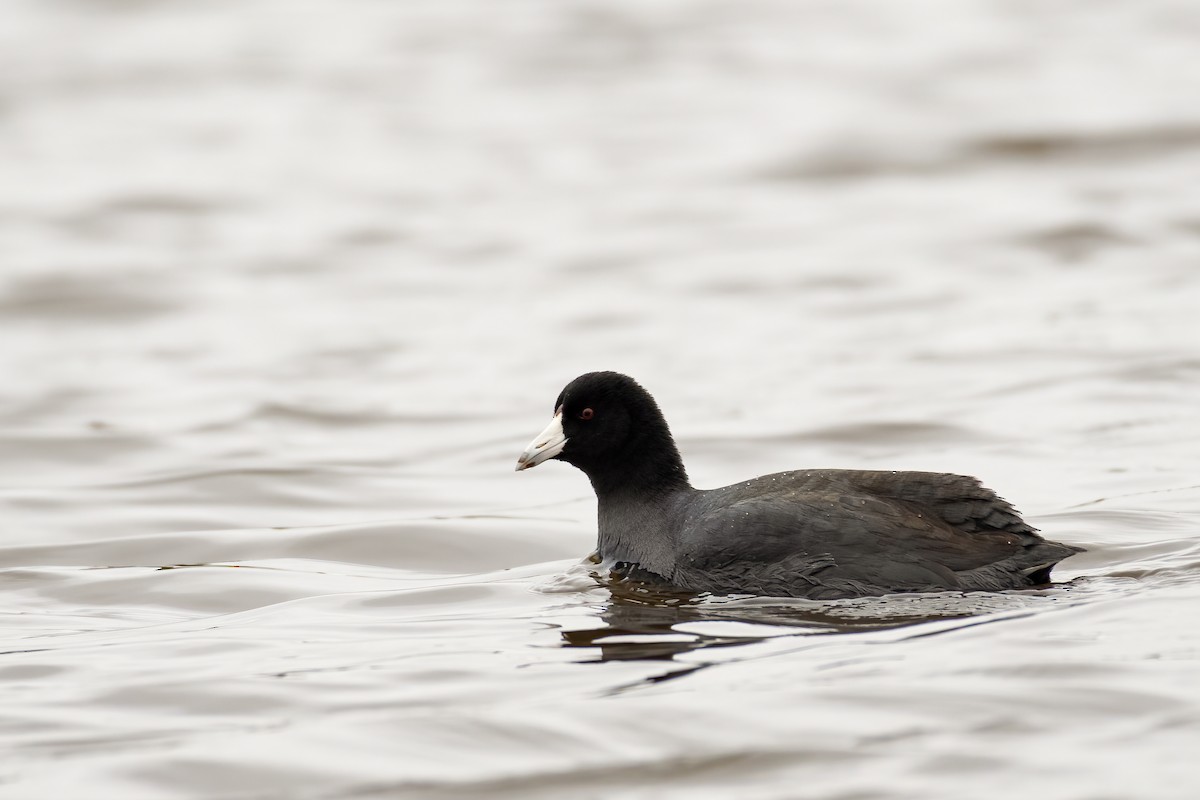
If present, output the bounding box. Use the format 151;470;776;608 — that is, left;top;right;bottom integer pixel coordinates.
559;563;1013;677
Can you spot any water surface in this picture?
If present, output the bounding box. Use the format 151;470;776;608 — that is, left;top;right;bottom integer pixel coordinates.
3;1;1200;797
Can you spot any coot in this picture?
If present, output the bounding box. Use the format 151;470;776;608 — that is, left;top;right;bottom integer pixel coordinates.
516;371;1082;599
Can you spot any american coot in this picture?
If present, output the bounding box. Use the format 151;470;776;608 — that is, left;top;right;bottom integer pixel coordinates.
516;371;1082;599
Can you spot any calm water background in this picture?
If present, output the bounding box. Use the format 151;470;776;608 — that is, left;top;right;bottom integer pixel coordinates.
3;1;1200;797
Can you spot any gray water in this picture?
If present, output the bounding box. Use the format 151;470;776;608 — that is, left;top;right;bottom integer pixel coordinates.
3;1;1200;797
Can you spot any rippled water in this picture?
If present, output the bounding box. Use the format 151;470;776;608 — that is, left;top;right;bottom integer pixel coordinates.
3;1;1200;797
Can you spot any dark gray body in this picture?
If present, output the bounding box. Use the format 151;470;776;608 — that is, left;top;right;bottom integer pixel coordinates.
598;468;1081;599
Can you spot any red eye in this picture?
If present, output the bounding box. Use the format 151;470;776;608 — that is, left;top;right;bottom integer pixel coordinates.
579;408;594;420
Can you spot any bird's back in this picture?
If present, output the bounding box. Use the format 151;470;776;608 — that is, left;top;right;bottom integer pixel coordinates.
672;469;1081;598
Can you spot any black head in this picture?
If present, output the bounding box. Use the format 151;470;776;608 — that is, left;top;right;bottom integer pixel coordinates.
516;372;689;495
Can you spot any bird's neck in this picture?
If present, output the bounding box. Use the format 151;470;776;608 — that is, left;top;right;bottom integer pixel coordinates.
581;422;691;498
584;457;689;498
594;481;690;580
580;414;691;579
